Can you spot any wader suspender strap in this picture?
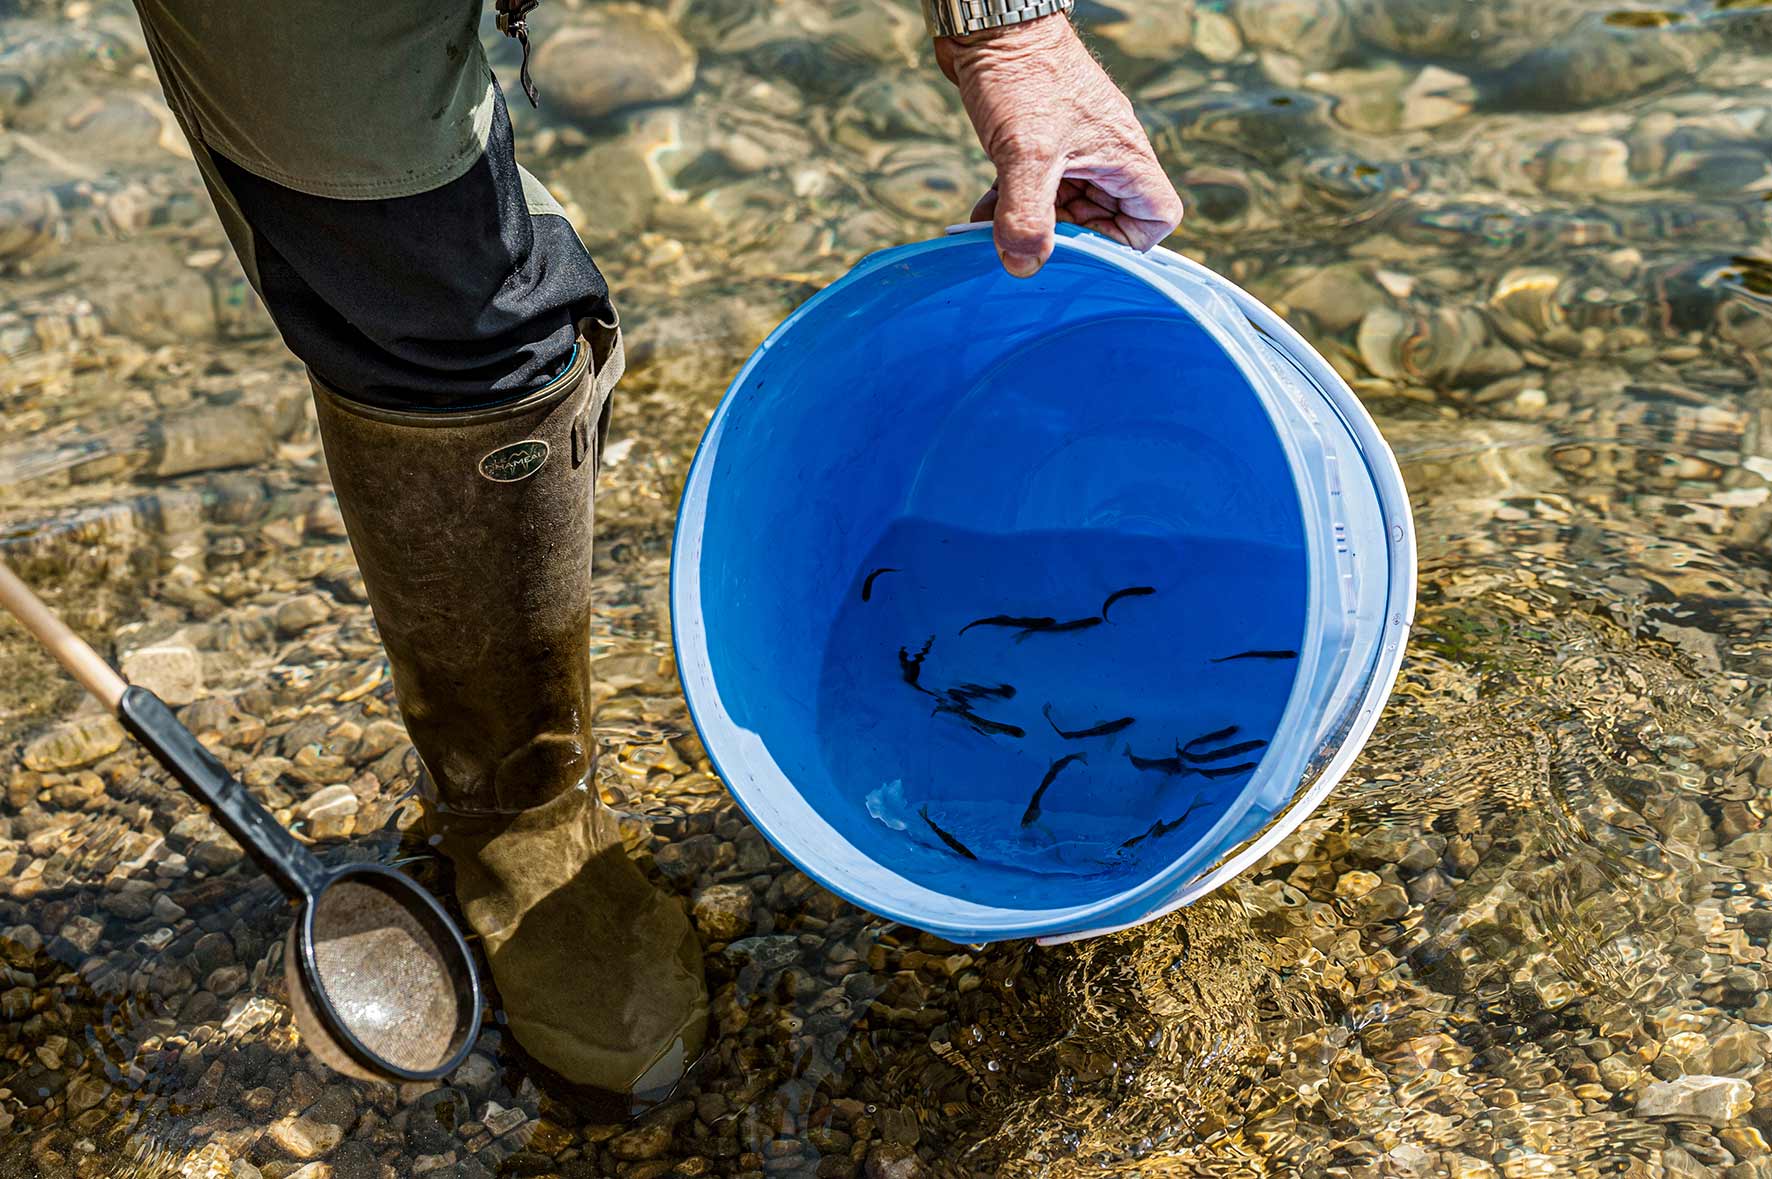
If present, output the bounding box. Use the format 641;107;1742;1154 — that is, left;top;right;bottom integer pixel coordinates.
496;0;541;107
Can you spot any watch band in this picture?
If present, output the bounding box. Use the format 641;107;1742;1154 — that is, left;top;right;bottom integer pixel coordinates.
921;0;1074;38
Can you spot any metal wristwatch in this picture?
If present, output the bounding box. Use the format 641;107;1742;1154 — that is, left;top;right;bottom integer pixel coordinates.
921;0;1074;39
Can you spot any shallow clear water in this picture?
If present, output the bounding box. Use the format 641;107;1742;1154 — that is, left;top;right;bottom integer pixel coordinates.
0;0;1770;1175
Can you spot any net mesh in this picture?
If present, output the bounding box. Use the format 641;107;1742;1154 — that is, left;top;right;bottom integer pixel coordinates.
309;878;462;1073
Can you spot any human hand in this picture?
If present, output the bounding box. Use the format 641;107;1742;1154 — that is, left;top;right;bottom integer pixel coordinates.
935;15;1184;278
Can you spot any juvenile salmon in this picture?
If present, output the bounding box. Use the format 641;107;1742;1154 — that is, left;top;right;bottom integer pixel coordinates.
898;636;934;689
1101;585;1156;620
1044;705;1135;739
1179;738;1267;764
861;567;900;601
1196;761;1260;779
951;682;1016;701
921;807;978;860
1181;724;1241;752
932;697;1026;738
1125;745;1185;774
1120;797;1207;848
960;614;1055;634
1021;752;1087;827
1210;649;1298;663
1013;616;1103;642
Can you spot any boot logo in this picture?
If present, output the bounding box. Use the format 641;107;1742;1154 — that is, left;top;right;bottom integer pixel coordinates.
479;439;551;483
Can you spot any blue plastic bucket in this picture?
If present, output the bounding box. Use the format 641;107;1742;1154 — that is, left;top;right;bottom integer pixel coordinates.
671;223;1415;945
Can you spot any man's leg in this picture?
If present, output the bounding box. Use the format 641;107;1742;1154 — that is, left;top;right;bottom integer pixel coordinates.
131;0;707;1093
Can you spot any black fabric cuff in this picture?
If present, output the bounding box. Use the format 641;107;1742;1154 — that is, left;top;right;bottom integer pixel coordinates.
211;84;612;413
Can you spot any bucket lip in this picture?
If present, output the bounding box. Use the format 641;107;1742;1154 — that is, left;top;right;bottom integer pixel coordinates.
670;226;1413;942
997;227;1346;925
1037;244;1418;944
1167;248;1415;882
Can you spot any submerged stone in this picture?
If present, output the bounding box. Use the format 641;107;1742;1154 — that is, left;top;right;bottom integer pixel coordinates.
534;7;696;124
1234;0;1349;68
120;643;203;706
1636;1075;1752;1124
23;716;125;772
146;405;274;477
266;1114;345;1159
724;935;799;971
691;882;754;941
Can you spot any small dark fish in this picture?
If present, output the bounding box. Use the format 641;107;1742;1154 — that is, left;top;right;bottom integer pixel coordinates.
1121;816;1177;849
1044;705;1135;740
1125;745;1186;774
1179;738;1267;765
960;614;1056;635
951;682;1017;702
1120;799;1207;848
1197;761;1259;779
1013;616;1103;642
898;636;934;689
861;567;900;601
932;698;1026;739
1180;724;1241;753
1210;649;1299;663
961;712;1027;739
921;807;978;860
1101;585;1157;620
1021;752;1087;827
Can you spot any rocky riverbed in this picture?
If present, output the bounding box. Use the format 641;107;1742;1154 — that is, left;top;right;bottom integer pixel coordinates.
1;0;1772;1175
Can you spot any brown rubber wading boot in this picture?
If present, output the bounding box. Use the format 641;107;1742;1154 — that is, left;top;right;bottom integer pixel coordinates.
309;319;708;1095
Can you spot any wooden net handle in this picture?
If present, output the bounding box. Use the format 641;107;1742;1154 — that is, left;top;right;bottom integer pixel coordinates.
0;560;127;711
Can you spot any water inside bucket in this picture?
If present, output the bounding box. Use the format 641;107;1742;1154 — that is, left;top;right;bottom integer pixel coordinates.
682;240;1336;919
815;519;1304;899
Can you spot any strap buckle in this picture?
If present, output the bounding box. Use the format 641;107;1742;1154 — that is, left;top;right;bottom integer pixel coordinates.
496;0;542;107
495;0;538;35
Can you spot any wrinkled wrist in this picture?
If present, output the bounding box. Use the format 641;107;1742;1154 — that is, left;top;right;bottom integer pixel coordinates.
934;10;1074;76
